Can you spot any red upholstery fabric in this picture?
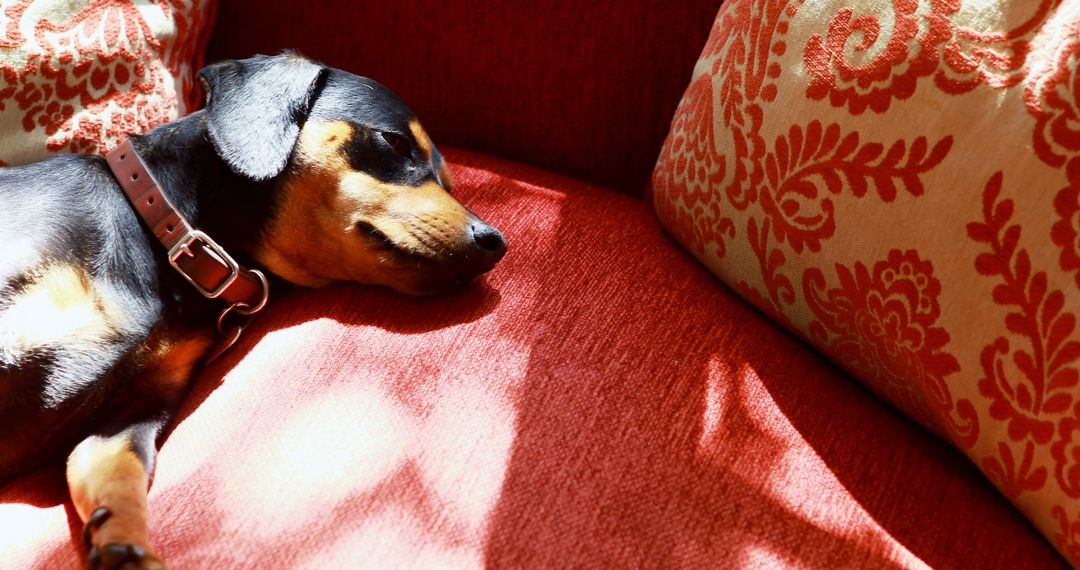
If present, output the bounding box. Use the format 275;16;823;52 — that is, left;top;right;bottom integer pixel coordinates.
203;0;721;196
0;150;1063;568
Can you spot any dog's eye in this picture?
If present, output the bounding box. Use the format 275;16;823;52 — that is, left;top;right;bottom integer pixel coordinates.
380;131;412;159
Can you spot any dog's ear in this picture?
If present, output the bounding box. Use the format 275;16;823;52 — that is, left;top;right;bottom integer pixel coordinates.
199;53;326;181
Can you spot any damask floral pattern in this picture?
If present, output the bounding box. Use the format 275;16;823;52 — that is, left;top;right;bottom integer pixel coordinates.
1025;7;1080;169
968;172;1079;499
0;0;213;163
936;0;1061;93
759;121;951;254
653;0;1080;564
803;0;956;114
1056;159;1080;289
804;249;978;447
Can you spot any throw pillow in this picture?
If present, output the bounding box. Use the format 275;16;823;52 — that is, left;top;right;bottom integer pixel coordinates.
652;0;1080;563
0;0;216;166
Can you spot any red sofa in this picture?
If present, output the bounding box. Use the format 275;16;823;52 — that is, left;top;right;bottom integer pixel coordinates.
1;1;1069;568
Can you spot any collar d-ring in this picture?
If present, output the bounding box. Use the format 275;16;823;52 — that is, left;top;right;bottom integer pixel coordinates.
208;301;258;365
209;271;268;363
232;269;269;316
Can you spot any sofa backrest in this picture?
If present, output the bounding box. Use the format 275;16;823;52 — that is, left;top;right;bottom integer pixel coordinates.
205;1;721;195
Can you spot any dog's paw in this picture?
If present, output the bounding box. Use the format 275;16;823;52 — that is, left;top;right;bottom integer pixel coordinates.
87;543;166;570
82;507;166;570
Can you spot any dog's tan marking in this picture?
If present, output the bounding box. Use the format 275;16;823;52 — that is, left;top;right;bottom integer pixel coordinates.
256;120;357;286
295;120;354;167
133;325;215;399
406;118;452;190
257;120;475;291
68;433;162;566
0;265;119;364
438;161;455;191
409;118;434;163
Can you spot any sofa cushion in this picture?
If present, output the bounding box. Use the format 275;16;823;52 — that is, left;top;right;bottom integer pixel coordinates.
652;1;1080;562
0;1;216;166
203;0;721;196
0;149;1062;568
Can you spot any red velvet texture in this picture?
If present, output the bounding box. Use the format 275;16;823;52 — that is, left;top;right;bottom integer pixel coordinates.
0;150;1063;568
203;1;721;196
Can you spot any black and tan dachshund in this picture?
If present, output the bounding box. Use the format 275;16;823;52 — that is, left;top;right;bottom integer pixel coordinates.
0;52;506;569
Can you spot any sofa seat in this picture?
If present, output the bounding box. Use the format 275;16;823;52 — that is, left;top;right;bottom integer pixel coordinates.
0;150;1064;568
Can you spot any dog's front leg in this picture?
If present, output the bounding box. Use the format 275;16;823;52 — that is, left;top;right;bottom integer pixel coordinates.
67;420;166;570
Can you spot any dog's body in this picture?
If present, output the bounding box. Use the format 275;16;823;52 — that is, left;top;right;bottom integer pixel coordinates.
0;53;505;569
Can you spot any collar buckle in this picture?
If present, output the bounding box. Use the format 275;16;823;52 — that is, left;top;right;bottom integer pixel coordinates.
168;229;240;299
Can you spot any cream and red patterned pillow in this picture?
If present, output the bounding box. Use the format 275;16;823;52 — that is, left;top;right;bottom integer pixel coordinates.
653;0;1080;563
0;0;215;166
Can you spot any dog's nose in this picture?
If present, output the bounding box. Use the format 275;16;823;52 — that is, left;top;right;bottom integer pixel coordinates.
472;222;507;257
466;221;507;271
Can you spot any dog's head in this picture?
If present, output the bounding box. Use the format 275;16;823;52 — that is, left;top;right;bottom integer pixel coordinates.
198;53;506;295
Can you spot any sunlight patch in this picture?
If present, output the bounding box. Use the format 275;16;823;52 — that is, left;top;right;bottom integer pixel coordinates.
219;383;414;539
299;510;480;569
0;503;69;568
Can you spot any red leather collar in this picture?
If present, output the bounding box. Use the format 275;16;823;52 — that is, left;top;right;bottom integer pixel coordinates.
106;138;269;360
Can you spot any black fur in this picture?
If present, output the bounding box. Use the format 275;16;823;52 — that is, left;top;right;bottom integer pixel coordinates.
0;51;510;569
201;53;326;181
0;54;330;481
314;71;430;186
0;153;160;478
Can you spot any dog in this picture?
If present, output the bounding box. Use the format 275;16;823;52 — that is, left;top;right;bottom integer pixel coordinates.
0;52;506;569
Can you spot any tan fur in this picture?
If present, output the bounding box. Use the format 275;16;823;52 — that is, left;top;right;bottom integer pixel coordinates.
438;161;455;191
254;120;363;286
255;120;474;292
409;118;434;163
67;435;152;549
135;326;215;399
0;265;120;364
